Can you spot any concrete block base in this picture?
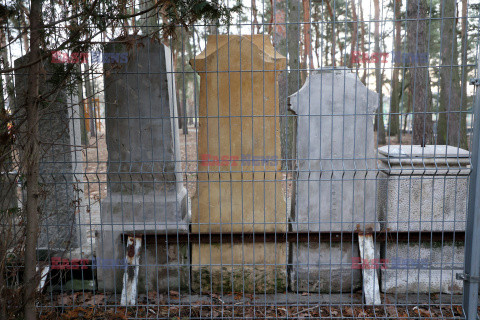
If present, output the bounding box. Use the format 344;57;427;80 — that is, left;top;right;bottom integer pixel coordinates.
191;243;288;293
381;242;464;294
381;176;468;232
289;242;363;293
96;230;189;293
101;189;188;232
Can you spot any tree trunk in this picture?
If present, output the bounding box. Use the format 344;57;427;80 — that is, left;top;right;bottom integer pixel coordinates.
140;0;158;36
407;0;433;146
272;0;300;169
83;63;96;137
438;0;465;148
302;0;314;71
374;0;386;145
286;0;302;169
460;0;468;149
23;1;42;319
313;5;320;67
359;4;367;84
389;0;401;137
324;0;343;66
252;0;260;34
348;0;358;69
19;8;30;53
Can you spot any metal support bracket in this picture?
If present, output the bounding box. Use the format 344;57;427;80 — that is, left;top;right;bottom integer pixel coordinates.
121;236;142;306
456;273;480;283
470;78;480;86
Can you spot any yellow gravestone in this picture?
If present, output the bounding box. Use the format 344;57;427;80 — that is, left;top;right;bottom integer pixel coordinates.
189;35;288;293
190;34;287;234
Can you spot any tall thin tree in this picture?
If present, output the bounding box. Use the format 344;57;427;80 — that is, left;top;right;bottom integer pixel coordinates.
438;0;467;148
407;0;433;146
374;0;386;145
389;0;401;137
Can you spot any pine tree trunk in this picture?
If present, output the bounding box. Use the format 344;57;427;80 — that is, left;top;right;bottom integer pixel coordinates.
23;1;42;318
388;0;401;137
438;0;465;148
348;0;358;69
407;0;433;146
359;4;367;84
374;0;386;145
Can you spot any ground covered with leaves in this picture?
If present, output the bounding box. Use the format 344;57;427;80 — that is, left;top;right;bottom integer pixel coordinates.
34;291;471;319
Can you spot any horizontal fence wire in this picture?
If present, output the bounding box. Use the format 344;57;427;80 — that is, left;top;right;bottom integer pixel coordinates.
0;0;479;319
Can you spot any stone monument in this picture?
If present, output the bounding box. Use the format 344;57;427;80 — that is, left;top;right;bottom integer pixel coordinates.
190;35;288;293
288;69;379;292
378;145;470;293
14;55;84;253
96;37;189;293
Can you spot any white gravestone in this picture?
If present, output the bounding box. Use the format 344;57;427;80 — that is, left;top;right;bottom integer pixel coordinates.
288;69;379;292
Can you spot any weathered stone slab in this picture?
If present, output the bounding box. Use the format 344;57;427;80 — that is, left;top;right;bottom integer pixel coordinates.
14;55;84;251
288;69;379;233
378;145;469;232
190;35;287;233
289;242;362;293
191;243;287;293
0;172;17;213
381;241;464;294
101;37;188;232
97;37;188;292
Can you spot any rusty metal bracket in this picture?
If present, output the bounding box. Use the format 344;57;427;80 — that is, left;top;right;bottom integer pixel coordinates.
470;78;480;86
456;273;480;283
120;236;142;306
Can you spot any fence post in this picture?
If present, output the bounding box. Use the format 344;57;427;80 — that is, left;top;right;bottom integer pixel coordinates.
462;67;480;318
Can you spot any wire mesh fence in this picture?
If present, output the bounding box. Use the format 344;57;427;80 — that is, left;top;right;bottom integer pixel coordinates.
1;0;480;319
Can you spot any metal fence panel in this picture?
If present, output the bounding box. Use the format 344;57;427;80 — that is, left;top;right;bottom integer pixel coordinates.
0;0;479;319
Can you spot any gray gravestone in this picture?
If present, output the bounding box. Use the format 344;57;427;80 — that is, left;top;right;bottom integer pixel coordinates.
14;55;83;252
97;37;189;293
288;69;378;232
288;69;378;292
0;172;17;213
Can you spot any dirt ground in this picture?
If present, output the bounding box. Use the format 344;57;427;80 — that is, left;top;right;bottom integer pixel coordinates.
38;291;468;319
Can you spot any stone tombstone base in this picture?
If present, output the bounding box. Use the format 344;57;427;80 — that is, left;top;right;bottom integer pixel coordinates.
378;145;470;232
381;241;464;294
289;242;363;293
96;230;189;293
191;243;288;293
100;190;189;233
